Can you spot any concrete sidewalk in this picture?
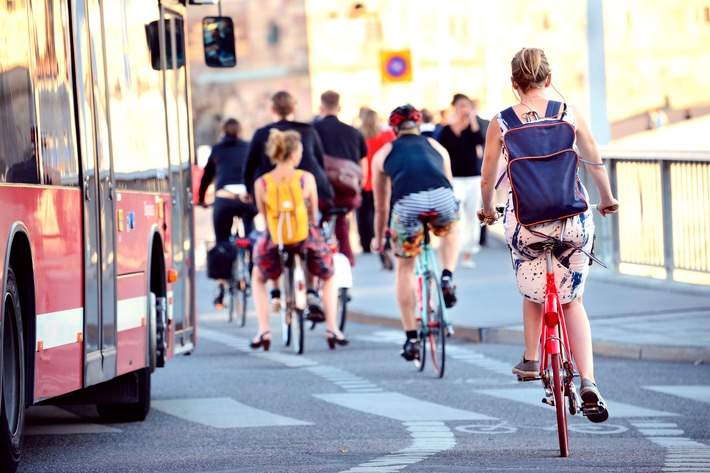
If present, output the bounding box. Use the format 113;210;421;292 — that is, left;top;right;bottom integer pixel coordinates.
346;234;710;364
192;206;710;364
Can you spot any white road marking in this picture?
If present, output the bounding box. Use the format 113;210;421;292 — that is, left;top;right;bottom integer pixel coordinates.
314;392;493;422
306;365;383;393
631;424;710;473
644;385;710;404
475;387;678;417
24;406;122;435
339;421;455;473
152;398;312;428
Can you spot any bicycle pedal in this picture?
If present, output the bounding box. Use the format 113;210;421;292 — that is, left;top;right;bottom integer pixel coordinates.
582;401;606;416
517;375;540;382
542;398;554;407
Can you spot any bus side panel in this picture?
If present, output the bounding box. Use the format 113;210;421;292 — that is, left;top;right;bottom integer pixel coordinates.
116;273;147;376
114;192;172;371
0;187;84;401
114;192;170;275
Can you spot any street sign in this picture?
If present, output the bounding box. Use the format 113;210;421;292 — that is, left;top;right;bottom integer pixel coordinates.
381;50;412;83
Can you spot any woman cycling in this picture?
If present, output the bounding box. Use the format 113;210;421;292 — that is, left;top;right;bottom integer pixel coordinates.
249;129;348;351
478;47;618;423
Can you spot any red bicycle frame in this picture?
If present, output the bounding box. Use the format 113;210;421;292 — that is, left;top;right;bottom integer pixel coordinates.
537;245;577;457
539;272;574;378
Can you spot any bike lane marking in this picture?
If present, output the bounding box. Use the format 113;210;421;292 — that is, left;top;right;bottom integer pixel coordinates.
339;421;455;473
633;387;710;472
24;406;122;435
475;387;678;418
632;423;710;473
151;397;313;428
200;327;494;472
643;385;710;404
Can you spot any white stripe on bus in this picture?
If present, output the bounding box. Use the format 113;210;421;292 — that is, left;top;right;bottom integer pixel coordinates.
117;296;147;331
36;297;147;351
36;308;84;350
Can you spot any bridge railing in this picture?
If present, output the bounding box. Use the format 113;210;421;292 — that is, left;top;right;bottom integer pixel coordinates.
580;150;710;287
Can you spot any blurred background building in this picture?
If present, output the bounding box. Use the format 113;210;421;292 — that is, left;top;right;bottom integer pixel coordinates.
186;0;710;154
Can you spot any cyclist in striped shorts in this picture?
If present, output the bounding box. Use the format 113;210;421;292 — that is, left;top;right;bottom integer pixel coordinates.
370;104;461;361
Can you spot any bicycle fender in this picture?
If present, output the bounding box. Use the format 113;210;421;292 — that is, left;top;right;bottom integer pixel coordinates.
332;252;353;288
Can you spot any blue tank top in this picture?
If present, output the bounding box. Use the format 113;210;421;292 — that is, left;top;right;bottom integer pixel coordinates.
383;134;451;203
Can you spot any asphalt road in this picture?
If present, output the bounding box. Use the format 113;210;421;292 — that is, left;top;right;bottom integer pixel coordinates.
18;291;710;473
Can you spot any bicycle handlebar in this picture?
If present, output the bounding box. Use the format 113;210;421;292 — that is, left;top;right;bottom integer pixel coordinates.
478;203;618;227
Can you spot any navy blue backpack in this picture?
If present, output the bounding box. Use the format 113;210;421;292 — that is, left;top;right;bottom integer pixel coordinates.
498;101;588;227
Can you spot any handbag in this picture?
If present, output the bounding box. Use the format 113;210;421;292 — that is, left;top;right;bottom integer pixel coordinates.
324;154;362;197
206;241;236;279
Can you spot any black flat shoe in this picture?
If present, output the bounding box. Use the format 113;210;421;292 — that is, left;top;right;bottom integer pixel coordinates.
250;331;271;351
326;330;349;349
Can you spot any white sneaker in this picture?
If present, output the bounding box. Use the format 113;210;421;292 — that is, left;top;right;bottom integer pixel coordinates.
461;258;476;269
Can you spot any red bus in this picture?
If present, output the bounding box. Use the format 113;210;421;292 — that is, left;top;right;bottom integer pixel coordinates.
0;0;210;470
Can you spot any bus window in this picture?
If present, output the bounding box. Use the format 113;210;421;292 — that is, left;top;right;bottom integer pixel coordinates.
202;16;236;67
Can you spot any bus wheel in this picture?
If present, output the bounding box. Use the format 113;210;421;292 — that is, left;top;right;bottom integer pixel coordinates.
1;266;26;473
96;367;151;423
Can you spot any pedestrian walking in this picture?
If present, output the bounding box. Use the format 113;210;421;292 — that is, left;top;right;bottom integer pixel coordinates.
357;108;396;256
313;90;368;267
436;93;485;269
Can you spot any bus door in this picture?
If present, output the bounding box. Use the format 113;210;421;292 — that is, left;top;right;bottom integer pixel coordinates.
72;0;118;386
160;9;196;353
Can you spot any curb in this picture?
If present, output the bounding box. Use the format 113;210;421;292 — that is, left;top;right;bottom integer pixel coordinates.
347;310;708;365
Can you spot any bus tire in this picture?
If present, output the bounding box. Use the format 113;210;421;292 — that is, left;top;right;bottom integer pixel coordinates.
1;266;26;473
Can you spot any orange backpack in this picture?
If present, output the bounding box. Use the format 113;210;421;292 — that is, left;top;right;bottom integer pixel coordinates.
263;170;309;246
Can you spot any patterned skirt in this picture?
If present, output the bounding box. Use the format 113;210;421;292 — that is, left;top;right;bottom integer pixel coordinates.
503;189;595;304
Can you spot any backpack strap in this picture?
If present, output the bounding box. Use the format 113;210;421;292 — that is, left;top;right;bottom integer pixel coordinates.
545;100;563;119
499;106;522;129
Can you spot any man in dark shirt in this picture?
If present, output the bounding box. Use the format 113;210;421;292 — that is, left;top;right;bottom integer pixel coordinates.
313;90;368;267
243;91;335;317
243;91;334;209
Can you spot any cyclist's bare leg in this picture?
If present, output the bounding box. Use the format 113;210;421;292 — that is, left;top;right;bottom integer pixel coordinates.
321;275;339;333
438;230;459;272
562;297;595;382
395;256;417;331
522;298;543;361
251;267;271;337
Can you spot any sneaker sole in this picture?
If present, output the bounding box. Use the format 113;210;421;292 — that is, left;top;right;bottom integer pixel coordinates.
512;368;538;377
581;388;609;423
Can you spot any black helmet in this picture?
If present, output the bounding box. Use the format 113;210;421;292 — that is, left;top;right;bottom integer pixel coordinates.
388;104;421;129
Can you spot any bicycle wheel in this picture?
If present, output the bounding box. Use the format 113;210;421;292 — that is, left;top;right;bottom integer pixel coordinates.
227;247;240;323
227;283;235;323
291;308;304;355
337;288;348;332
427;274;445;378
235;282;247;327
415;329;426;371
281;262;292;347
551;353;569;457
